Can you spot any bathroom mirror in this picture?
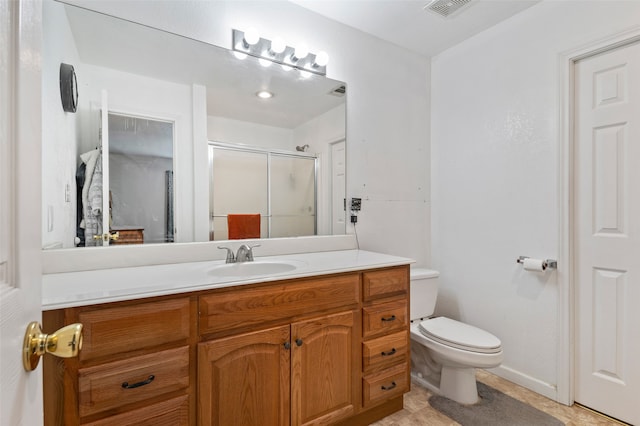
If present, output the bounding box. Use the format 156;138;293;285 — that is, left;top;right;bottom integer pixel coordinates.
42;1;347;249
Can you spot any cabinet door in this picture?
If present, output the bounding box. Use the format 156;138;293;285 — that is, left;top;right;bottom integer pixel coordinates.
291;310;357;426
198;325;290;426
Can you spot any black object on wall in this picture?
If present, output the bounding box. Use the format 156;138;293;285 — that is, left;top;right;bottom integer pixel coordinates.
59;63;78;113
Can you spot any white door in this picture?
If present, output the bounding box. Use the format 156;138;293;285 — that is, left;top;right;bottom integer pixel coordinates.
330;140;346;234
0;0;44;424
85;92;110;246
575;40;640;425
100;90;110;246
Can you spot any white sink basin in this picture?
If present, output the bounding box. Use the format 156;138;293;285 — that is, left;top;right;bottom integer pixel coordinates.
208;260;307;278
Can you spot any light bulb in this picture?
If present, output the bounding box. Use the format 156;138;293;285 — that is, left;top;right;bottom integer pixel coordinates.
244;28;260;46
270;37;286;55
292;43;309;61
314;51;329;67
233;51;248;60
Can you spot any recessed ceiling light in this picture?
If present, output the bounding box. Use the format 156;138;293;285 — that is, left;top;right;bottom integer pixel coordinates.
256;90;274;99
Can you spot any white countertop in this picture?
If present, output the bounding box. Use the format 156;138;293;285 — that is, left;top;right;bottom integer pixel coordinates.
42;250;414;310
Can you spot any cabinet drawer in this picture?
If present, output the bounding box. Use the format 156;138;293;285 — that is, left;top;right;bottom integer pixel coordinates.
78;346;189;418
362;300;408;339
363;330;408;373
200;274;359;335
82;395;189;426
79;298;191;362
362;364;409;407
363;267;408;302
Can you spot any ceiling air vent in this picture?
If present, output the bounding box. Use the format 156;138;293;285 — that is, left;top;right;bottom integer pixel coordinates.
424;0;473;18
329;85;346;97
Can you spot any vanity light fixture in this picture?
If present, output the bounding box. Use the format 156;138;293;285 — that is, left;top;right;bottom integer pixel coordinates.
232;29;328;76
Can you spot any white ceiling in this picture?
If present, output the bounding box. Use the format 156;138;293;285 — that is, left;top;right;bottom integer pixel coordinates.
291;0;541;57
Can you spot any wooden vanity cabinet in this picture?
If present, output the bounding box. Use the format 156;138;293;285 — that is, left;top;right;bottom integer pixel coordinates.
198;310;357;426
360;267;411;409
198;273;361;426
43;297;197;425
43;265;411;426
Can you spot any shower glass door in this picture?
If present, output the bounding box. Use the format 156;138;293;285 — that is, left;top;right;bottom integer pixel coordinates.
209;147;269;240
270;154;316;238
208;144;317;240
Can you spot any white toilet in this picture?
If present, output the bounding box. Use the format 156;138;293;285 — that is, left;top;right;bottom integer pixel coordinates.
409;268;503;405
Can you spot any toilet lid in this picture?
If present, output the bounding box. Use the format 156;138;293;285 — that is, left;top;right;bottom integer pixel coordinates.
418;317;502;354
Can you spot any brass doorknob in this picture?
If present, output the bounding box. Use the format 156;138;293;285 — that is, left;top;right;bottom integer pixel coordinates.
23;322;83;371
92;232;119;242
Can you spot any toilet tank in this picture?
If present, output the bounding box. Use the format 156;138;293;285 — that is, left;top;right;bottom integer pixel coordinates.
410;268;440;321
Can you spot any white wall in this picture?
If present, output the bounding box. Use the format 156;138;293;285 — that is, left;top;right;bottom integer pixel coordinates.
431;0;640;399
42;0;81;248
294;104;346;235
110;153;172;244
208;116;294;150
68;0;432;265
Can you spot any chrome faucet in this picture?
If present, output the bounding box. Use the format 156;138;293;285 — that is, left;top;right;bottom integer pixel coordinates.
218;244;260;263
235;244;260;262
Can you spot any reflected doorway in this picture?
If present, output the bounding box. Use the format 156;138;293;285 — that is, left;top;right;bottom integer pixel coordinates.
108;113;174;244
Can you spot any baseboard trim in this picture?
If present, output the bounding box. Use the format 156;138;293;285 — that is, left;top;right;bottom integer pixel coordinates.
488;365;559;402
334;397;403;426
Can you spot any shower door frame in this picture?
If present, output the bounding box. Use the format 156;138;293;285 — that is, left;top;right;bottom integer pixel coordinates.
208;141;318;240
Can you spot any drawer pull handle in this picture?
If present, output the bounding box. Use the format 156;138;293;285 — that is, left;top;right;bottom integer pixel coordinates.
284;341;291;350
381;315;397;322
381;381;397;391
295;338;303;347
122;375;155;389
381;348;397;357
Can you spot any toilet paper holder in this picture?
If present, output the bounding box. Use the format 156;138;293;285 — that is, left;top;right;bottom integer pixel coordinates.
517;256;557;269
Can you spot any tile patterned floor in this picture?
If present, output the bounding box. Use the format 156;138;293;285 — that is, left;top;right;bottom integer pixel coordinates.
371;370;627;426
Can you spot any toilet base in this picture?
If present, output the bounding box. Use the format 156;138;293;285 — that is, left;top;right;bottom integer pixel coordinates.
440;366;479;405
412;367;479;405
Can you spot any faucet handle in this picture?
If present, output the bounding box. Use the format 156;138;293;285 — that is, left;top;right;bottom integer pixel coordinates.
217;246;235;263
236;244;260;262
246;244;260;261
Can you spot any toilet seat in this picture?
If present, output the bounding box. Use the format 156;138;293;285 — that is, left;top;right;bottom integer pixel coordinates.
418;317;502;354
